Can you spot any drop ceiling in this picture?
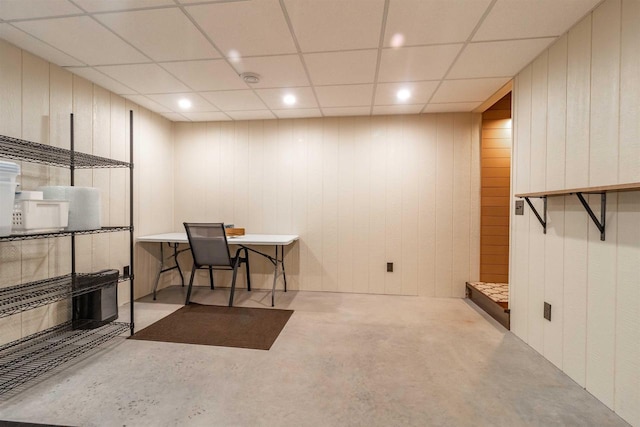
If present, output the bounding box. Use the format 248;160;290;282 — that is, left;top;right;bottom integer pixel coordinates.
0;0;601;122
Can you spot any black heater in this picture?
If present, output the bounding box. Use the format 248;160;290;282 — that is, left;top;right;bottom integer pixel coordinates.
73;269;119;329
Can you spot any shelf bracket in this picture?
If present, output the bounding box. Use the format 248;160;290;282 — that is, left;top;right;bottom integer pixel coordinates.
523;196;547;233
575;192;606;241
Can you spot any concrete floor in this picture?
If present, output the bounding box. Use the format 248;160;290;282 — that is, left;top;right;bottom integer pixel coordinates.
0;286;629;427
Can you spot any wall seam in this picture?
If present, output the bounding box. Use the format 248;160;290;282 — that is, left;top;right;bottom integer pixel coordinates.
584;8;593;388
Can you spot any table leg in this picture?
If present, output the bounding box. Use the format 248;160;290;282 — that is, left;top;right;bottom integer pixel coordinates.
170;242;185;287
280;245;287;292
152;243;164;300
272;245;278;307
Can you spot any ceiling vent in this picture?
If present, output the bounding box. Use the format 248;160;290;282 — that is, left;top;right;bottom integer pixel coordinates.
240;72;260;84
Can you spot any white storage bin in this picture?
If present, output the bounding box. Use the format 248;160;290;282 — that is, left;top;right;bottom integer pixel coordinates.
0;161;20;236
15;190;43;200
12;199;69;233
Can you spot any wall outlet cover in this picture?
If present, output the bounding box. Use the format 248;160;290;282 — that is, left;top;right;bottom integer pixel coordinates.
544;302;552;321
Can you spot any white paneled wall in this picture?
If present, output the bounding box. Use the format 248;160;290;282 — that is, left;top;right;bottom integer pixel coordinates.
173;114;481;297
510;0;640;425
0;39;174;345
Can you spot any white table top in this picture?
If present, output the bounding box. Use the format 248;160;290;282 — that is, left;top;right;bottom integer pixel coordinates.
137;232;299;246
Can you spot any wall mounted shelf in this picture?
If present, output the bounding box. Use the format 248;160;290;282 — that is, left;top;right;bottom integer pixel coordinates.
515;182;640;241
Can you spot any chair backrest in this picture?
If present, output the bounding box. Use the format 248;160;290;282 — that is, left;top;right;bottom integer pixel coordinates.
183;222;232;268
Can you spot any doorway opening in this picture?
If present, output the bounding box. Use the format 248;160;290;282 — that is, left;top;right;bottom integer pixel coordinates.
466;92;512;329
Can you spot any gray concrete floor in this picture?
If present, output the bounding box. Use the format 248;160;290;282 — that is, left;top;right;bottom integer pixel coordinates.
0;286;629;427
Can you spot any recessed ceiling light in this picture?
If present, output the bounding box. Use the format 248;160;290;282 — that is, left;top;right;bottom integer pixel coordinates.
396;89;411;101
228;49;241;63
240;72;260;84
178;98;192;109
283;94;296;105
390;33;405;48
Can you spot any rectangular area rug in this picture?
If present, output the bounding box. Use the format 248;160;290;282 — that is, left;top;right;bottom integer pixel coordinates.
130;303;294;350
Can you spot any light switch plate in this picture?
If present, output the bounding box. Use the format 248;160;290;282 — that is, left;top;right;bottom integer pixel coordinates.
515;200;524;215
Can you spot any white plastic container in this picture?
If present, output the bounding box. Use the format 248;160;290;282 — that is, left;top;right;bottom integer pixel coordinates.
39;186;101;231
0;161;21;236
15;190;43;200
12;199;69;233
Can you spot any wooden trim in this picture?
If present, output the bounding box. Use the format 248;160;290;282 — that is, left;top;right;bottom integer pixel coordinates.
515;182;640;198
473;80;513;113
466;283;510;329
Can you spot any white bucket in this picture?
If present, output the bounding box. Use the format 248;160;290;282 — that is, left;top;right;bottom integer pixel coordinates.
0;161;20;236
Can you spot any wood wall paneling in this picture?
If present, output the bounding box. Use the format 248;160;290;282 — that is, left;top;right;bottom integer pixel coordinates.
589;0;620;187
511;69;531;340
619;0;640;184
435;114;455;296
565;15;591;189
546;35;568;191
384;116;402;295
614;191;640;425
417;114;438;297
511;1;640;424
480;93;511;284
173;113;481;297
585;194;617;408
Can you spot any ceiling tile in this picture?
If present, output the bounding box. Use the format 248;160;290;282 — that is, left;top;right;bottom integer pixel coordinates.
161;60;248;91
431;78;510;103
232;55;308;88
160;112;189;122
273;108;322;119
122;95;172;113
322;107;371;117
201;90;267;111
304;50;377;86
374;81;438;105
474;0;601;41
384;0;491;46
315;85;373;108
14;16;148;65
182;112;231;121
66;66;136;94
254;87;317;110
284;0;385;52
423;102;482;113
226;110;276;121
0;24;83;66
378;44;462;82
373;104;424;115
146;93;218;113
186;0;296;57
73;0;175;12
97;63;190;93
96;8;220;61
0;0;81;20
448;38;556;79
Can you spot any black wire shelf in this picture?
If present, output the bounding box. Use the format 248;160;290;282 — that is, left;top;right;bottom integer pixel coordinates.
0;134;130;169
0;273;130;319
0;226;132;242
0;112;135;397
0;321;129;396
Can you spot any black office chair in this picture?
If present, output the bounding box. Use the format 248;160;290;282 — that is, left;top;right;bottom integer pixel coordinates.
183;222;251;306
